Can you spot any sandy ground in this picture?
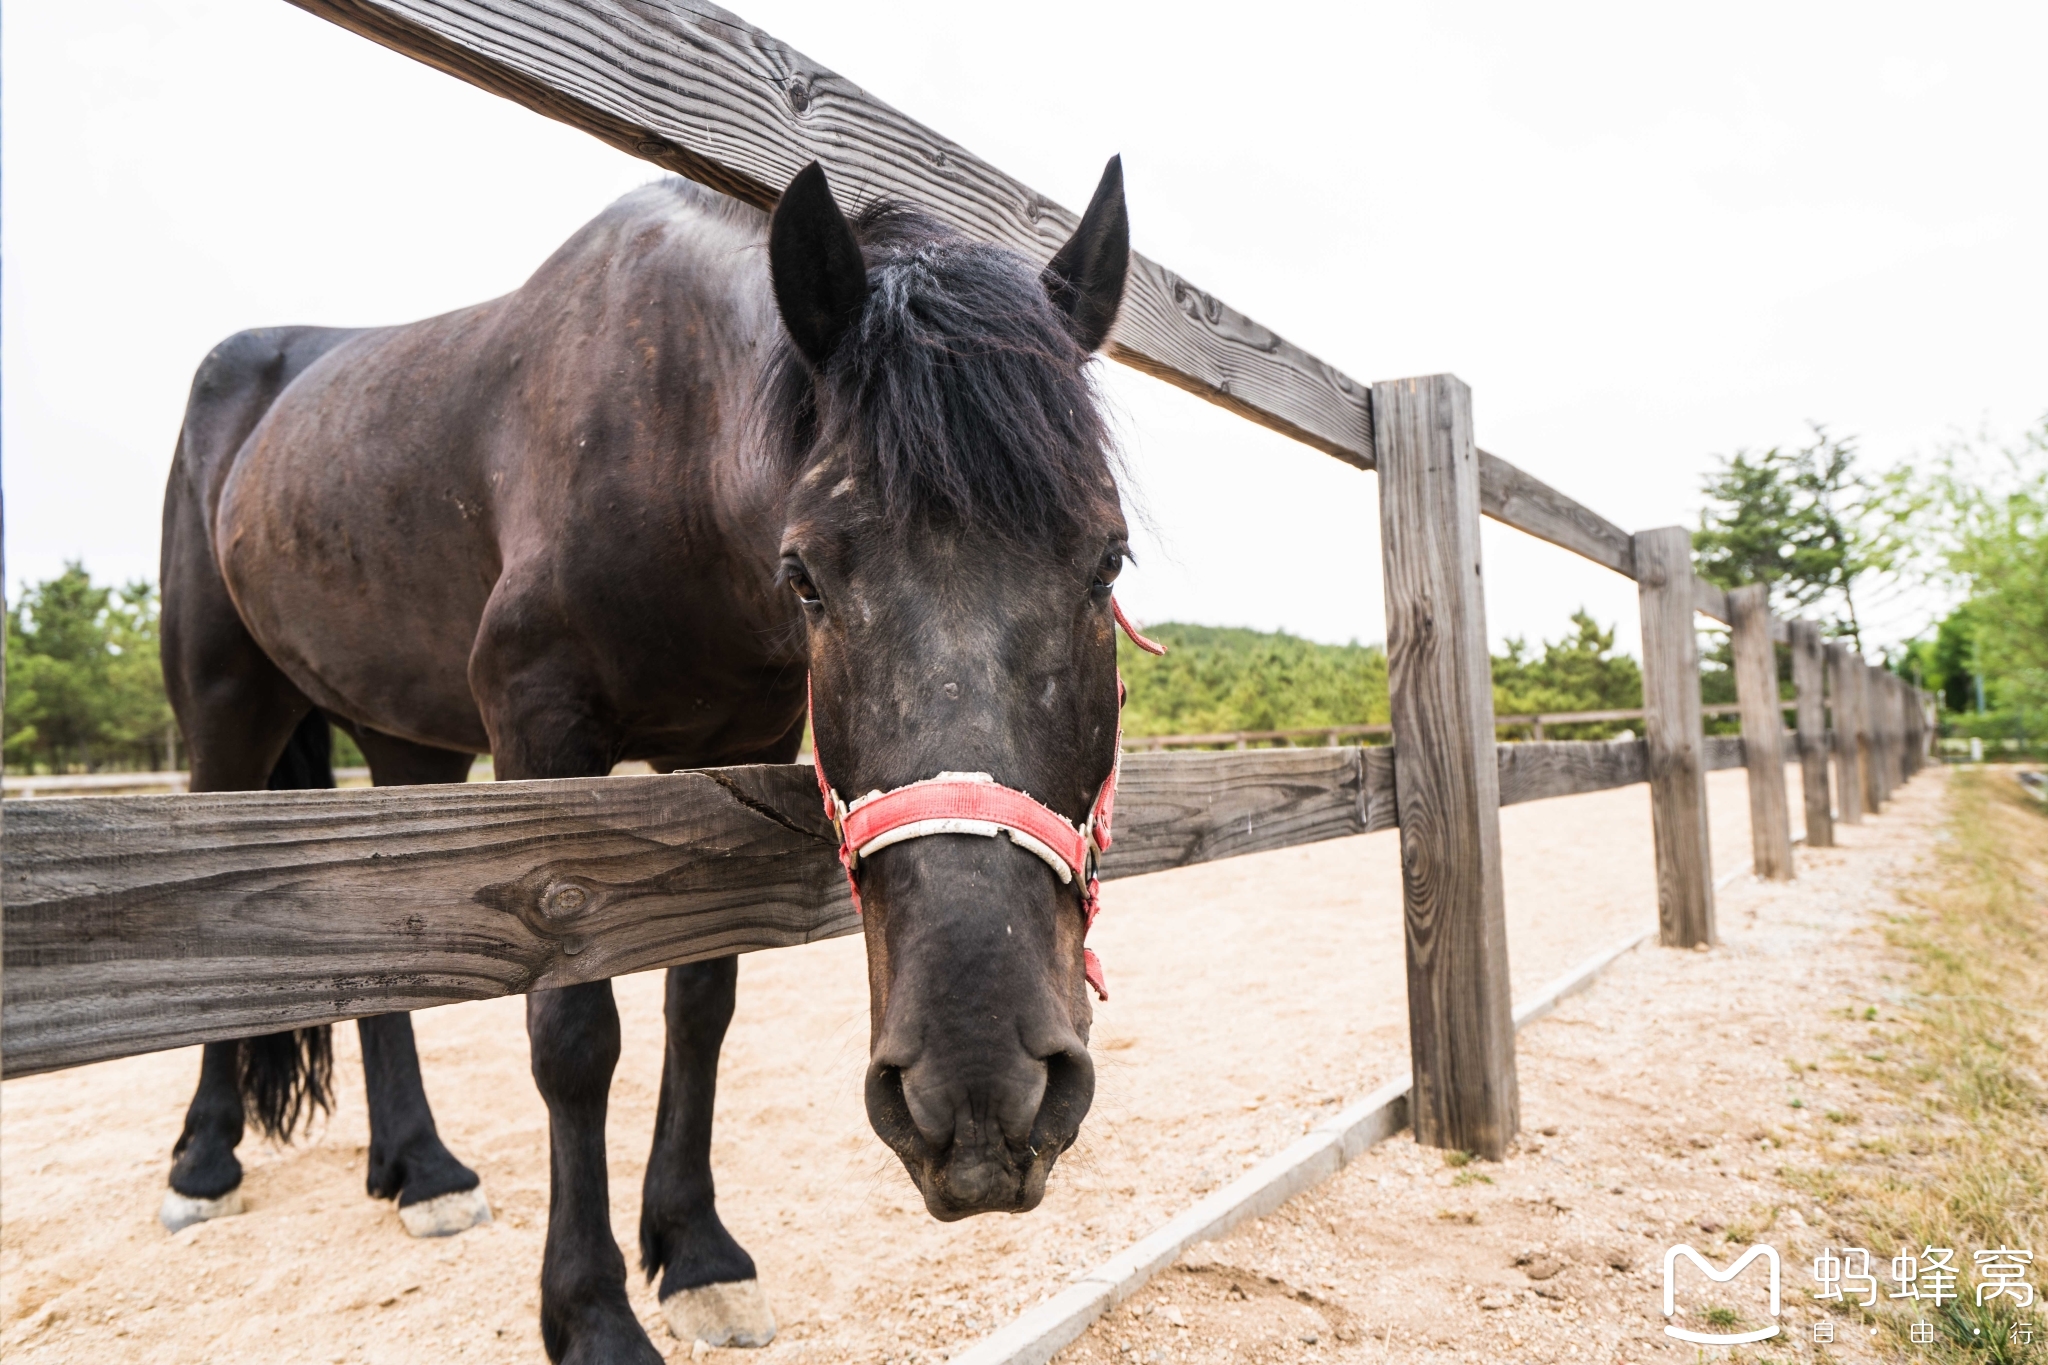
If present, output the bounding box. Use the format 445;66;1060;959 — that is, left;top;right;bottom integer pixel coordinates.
1064;768;1946;1365
2;764;1800;1363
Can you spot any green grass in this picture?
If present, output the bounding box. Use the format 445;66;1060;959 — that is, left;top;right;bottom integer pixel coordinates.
1781;771;2048;1363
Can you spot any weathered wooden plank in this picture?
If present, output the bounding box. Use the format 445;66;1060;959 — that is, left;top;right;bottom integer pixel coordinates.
1904;686;1929;776
1374;374;1518;1159
284;0;1376;468
1826;642;1867;823
1095;747;1379;879
1691;576;1731;625
2;749;1382;1078
1635;528;1715;947
1728;585;1793;880
1475;450;1635;578
1874;668;1902;799
1788;620;1834;847
1495;740;1644;805
1703;735;1748;772
1855;662;1884;812
4;767;847;1078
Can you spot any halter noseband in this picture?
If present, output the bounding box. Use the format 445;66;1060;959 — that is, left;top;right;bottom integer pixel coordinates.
809;598;1165;1001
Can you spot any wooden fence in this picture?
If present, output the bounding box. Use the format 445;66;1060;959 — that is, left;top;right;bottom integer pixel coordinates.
1;0;1935;1166
1125;702;1775;750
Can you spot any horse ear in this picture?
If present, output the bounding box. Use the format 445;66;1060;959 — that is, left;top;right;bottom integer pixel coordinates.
770;162;869;367
1042;156;1130;353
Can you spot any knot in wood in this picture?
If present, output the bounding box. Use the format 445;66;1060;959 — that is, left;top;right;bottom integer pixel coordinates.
635;138;671;159
541;881;592;921
784;78;812;115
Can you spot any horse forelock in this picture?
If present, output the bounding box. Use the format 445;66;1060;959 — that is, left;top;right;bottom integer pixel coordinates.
758;201;1121;541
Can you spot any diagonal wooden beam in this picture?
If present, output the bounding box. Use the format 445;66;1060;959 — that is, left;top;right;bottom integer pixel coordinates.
284;0;1377;466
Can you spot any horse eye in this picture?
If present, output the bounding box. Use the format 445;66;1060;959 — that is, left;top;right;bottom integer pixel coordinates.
787;568;822;606
1093;551;1123;590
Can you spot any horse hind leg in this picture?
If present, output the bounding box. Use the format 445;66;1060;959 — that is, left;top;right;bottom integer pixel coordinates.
162;713;340;1232
350;728;492;1237
159;322;365;1234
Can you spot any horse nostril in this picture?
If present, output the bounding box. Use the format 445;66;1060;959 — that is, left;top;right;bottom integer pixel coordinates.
1028;1046;1096;1155
863;1061;924;1158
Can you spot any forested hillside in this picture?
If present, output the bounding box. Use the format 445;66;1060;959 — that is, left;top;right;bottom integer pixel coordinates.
1117;612;1644;740
1115;624;1391;737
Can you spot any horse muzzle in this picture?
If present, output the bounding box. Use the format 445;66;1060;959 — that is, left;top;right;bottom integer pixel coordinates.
865;1038;1095;1220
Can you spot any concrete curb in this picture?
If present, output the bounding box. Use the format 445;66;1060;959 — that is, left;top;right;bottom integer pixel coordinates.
947;927;1656;1365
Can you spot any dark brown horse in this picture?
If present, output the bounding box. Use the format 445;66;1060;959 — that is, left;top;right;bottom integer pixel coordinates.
158;158;1133;1362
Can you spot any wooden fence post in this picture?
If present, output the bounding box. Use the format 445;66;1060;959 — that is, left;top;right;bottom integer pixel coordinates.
1863;663;1891;810
1373;373;1518;1159
1788;620;1834;847
1880;672;1902;791
1893;676;1913;783
1728;585;1793;878
1910;689;1923;767
1826;643;1865;823
1633;527;1715;945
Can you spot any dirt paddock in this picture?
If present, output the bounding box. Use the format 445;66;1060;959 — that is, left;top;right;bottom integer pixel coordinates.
3;764;1871;1364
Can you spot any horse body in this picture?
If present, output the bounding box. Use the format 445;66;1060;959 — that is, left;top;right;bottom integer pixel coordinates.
213;183;803;765
159;162;1133;1363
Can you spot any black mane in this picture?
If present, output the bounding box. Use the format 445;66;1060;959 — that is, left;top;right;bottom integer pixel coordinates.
757;200;1118;538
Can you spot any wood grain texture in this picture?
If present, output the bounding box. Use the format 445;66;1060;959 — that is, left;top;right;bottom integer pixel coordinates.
1868;667;1888;803
1728;585;1793;880
1634;528;1715;947
1374;375;1518;1159
1703;735;1748;772
1788;620;1835;847
1095;747;1380;879
1873;669;1902;799
1825;642;1867;824
3;749;1383;1077
1854;662;1883;813
1691;576;1731;625
1475;449;1635;578
1900;687;1916;773
4;767;850;1077
283;0;1376;468
1496;740;1645;805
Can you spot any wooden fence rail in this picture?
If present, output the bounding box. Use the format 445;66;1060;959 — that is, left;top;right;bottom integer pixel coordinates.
1124;702;1779;751
3;734;1777;1080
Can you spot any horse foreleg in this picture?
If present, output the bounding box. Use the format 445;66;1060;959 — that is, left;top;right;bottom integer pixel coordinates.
359;1012;490;1236
352;729;490;1236
162;1042;248;1231
530;980;664;1365
640;958;775;1348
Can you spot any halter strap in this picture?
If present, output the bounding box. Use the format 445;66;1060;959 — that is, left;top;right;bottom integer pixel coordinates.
809;597;1163;1001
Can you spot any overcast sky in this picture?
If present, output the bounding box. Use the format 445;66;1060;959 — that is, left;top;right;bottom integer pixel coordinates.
6;1;2044;655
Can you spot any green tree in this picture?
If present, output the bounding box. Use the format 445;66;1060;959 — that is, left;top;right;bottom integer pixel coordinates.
1917;419;2048;721
1693;424;1887;650
1491;610;1644;738
1117;624;1388;739
5;563;176;772
1117;613;1644;742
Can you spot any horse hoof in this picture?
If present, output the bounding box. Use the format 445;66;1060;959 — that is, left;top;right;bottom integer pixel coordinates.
661;1279;777;1348
398;1185;492;1238
159;1188;243;1233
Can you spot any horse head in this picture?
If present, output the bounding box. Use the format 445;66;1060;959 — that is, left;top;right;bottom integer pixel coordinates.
764;159;1131;1219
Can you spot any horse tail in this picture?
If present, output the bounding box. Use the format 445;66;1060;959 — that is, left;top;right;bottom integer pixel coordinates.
240;710;338;1140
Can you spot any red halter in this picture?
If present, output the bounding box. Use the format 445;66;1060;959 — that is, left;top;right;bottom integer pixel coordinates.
809;598;1164;1001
